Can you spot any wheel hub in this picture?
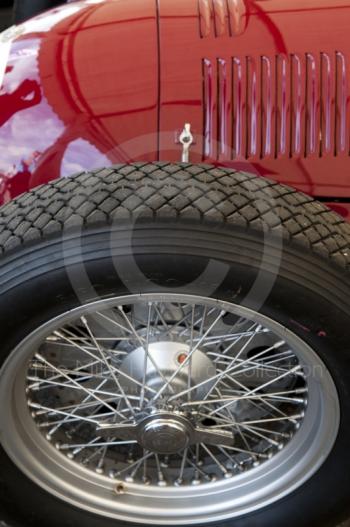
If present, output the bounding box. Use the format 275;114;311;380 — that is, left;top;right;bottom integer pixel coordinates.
119;340;216;399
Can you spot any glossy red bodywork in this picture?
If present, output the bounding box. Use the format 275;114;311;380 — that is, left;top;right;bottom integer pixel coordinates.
1;0;350;215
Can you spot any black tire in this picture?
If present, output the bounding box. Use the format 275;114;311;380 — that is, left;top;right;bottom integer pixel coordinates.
13;0;64;23
0;162;349;527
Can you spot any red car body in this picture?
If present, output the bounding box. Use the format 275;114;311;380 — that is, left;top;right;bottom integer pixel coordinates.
1;0;350;219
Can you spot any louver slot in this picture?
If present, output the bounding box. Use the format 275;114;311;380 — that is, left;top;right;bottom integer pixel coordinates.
198;0;246;38
202;52;348;160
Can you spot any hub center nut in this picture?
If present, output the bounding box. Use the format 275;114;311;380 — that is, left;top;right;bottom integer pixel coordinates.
141;418;190;455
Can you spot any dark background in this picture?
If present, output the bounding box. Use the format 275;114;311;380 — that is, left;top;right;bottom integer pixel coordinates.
0;0;12;30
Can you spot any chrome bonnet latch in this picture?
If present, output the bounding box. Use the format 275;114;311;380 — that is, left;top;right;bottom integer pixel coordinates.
179;123;194;163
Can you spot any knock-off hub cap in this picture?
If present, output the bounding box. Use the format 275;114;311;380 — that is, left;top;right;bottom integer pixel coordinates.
140;416;191;454
97;411;236;451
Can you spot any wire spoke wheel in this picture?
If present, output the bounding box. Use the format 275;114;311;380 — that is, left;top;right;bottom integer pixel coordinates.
0;293;339;525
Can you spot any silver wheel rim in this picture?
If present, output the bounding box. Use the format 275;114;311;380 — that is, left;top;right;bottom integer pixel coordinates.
0;294;340;525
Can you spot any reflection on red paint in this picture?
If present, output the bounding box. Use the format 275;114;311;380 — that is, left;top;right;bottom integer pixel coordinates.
0;0;158;204
0;80;41;126
326;202;350;221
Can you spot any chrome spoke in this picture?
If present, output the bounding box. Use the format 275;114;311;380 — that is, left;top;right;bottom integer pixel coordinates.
59;440;138;450
118;305;175;394
81;315;136;416
211;365;302;416
34;353;125;419
28;401;101;425
46;378;109;438
140;302;152;409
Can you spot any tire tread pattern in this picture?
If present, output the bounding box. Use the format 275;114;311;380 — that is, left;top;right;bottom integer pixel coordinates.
0;162;349;269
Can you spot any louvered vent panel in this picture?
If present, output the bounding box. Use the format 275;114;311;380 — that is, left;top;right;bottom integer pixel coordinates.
202;53;348;160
